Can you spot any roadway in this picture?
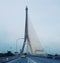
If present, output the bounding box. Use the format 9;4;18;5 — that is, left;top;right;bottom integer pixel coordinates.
7;56;60;63
7;57;27;63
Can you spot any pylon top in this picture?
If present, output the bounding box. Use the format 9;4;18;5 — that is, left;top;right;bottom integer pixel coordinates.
26;6;28;10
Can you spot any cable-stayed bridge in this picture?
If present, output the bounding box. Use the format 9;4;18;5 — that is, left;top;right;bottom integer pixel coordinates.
7;6;60;63
20;6;44;56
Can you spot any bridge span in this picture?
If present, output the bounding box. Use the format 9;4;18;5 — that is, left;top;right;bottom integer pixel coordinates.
8;56;60;63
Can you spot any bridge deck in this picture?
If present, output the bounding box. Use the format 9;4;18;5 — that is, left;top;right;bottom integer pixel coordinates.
7;56;60;63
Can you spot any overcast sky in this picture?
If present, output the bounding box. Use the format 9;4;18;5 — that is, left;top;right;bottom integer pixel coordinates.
0;0;60;54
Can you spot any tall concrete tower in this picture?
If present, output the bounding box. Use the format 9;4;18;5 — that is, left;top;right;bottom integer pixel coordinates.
21;6;32;54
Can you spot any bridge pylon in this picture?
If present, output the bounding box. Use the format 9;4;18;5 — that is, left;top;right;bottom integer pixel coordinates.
20;6;33;54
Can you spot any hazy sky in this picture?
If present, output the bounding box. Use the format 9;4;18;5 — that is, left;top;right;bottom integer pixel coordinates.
0;0;60;54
